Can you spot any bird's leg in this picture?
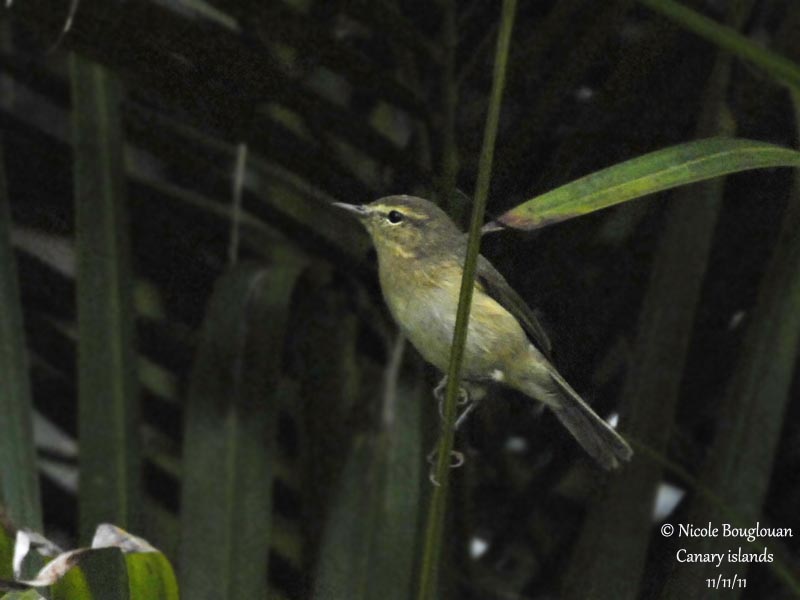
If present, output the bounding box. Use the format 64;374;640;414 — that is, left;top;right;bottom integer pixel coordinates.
454;396;481;430
427;377;477;485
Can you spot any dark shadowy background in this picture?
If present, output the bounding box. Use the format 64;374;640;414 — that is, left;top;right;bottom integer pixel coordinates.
0;0;799;598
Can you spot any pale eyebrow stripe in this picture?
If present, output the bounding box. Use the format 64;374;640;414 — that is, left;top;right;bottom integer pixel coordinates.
375;207;428;220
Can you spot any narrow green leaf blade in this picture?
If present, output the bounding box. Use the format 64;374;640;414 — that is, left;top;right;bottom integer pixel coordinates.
312;435;385;600
0;144;42;532
364;382;424;600
71;53;142;542
491;138;800;230
179;261;303;599
313;379;424;600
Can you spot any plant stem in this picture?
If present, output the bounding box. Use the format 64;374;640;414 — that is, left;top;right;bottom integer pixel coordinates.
416;2;517;598
228;142;247;264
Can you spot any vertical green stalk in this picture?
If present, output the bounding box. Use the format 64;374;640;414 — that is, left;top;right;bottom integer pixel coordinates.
227;143;247;264
416;2;517;599
0;143;43;532
71;54;141;542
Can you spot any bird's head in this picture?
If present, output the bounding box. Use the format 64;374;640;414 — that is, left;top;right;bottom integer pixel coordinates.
334;195;462;259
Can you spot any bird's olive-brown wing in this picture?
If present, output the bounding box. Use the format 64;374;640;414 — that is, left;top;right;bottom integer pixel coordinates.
476;256;553;360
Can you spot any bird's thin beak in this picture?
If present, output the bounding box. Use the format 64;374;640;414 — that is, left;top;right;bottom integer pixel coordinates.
332;202;370;218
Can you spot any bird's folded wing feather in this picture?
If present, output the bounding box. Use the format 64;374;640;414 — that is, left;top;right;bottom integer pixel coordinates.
475;255;553;360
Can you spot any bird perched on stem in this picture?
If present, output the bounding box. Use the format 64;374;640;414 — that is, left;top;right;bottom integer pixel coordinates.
335;195;632;469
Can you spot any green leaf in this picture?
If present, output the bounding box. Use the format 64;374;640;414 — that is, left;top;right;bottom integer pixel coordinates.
124;552;179;600
312;436;384;599
312;377;424;600
0;143;42;532
70;54;141;542
637;0;800;91
292;278;363;562
179;261;304;599
3;538;177;600
0;522;13;580
490;138;800;230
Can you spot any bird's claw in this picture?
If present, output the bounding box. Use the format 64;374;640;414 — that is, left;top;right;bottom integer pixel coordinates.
435;378;470;420
449;450;465;468
427;378;474;485
427;448;466;485
427;448;465;467
435;385;480;431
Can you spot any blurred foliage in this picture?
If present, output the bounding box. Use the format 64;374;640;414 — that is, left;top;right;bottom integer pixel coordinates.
564;3;747;596
0;146;41;533
0;0;799;599
179;261;304;597
71;53;142;543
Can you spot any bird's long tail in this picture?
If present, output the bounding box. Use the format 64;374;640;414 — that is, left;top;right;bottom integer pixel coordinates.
523;366;633;470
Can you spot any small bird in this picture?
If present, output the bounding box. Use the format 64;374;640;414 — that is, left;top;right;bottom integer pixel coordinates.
335;195;632;469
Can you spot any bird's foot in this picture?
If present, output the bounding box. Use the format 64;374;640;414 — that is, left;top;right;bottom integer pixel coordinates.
427;446;465;486
434;377;470;421
427;447;465;467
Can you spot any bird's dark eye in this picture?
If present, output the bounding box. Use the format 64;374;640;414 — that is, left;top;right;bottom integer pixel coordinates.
387;210;404;224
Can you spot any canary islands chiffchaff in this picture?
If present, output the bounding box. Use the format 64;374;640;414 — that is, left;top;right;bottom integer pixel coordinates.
335;195;632;469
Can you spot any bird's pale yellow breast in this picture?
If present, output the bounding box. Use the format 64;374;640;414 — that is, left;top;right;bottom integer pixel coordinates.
378;253;529;379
